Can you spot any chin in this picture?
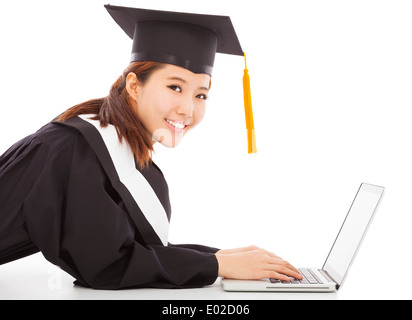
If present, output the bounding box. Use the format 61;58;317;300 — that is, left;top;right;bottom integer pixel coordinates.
152;131;183;149
152;127;188;149
160;137;183;148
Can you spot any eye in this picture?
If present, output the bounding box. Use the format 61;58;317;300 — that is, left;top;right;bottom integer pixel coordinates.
196;94;208;101
168;85;182;93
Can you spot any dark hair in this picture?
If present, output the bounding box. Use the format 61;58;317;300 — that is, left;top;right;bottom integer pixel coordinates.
57;61;164;169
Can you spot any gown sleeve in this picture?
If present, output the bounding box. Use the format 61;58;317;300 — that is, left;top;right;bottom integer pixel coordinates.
168;243;220;254
19;123;218;289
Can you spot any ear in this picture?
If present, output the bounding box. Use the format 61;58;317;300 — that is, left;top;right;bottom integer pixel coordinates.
125;72;141;100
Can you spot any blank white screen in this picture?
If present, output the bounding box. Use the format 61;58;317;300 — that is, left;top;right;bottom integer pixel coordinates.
323;184;384;286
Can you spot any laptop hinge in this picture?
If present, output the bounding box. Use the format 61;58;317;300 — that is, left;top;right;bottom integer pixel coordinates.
319;269;339;289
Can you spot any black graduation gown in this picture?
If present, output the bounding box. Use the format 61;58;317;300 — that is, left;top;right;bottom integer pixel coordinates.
0;116;219;289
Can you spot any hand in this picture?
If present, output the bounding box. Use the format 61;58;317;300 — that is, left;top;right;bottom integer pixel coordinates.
216;245;260;255
215;245;302;281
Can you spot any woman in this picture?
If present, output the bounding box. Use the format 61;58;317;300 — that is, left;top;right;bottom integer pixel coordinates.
0;5;301;289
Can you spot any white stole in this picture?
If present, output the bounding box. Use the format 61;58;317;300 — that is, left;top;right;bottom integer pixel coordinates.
79;114;169;246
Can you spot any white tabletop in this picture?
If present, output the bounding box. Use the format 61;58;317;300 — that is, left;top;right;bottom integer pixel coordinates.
0;253;409;300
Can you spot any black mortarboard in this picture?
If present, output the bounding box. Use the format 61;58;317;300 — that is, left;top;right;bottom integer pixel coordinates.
105;4;256;153
105;4;244;76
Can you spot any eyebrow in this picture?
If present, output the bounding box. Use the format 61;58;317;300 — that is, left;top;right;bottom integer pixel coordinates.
167;76;209;91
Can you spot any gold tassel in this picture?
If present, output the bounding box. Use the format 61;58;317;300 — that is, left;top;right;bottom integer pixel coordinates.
243;52;257;154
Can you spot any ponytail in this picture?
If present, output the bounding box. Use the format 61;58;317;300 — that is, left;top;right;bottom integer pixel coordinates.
57;61;164;169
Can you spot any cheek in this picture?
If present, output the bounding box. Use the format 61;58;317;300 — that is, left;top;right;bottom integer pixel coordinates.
149;94;180;121
138;94;172;126
193;104;206;126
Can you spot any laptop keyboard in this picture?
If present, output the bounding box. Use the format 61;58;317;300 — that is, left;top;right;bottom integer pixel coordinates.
269;268;323;285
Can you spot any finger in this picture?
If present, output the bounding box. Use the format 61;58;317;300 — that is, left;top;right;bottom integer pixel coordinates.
276;268;302;280
283;261;301;276
265;263;303;280
267;257;302;277
262;271;290;281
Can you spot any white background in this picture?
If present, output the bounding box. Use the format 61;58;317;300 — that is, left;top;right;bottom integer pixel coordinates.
1;0;411;300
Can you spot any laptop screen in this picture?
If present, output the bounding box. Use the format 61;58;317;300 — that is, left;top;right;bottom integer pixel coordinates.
322;183;384;289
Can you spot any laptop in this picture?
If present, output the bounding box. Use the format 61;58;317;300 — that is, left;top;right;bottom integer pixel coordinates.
222;183;385;292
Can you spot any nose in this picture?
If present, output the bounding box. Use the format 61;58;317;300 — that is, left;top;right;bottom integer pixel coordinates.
176;96;194;119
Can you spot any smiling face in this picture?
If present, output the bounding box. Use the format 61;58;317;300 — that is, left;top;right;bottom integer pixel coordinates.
126;64;211;148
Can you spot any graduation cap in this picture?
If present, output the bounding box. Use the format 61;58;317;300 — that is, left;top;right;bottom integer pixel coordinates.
105;4;256;153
